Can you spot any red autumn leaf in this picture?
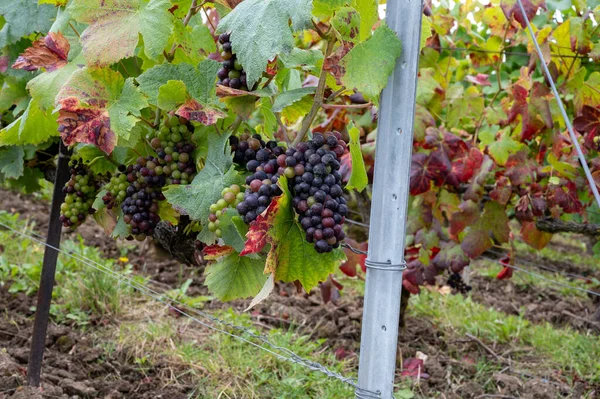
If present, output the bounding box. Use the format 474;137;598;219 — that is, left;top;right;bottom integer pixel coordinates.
401;358;430;379
410;150;451;195
505;151;536;186
451;147;484;183
465;73;491;86
340;238;367;277
574;106;600;149
497;266;513;280
320;274;343;304
57;97;115;154
12;32;70;72
239;196;282;256
441;131;469;159
515;195;534;222
449;200;479;236
489;176;512;205
402;278;421;294
432;242;470;273
497;254;513;280
176;99;226;125
521;221;553;250
548;182;583;214
501;0;546;29
202;245;235;260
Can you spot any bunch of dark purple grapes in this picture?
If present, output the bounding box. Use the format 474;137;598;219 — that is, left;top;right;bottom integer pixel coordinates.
231;134;286;224
59;159;100;229
231;132;348;253
119;156;166;239
447;272;472;294
217;32;248;90
286;133;348;253
115;115;197;240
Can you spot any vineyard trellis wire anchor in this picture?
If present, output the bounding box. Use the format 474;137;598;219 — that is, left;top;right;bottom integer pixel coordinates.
515;0;600;211
27;142;71;388
355;0;423;397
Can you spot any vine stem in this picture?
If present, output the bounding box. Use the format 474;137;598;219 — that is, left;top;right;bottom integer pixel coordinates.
292;37;336;146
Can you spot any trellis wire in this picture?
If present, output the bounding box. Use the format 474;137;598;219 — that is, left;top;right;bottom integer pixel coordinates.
0;220;377;396
480;255;600;298
516;0;600;211
487;248;593;281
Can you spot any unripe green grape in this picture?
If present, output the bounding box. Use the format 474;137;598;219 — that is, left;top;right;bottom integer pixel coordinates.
215;229;222;238
169;115;179;126
208;222;217;232
216;199;227;209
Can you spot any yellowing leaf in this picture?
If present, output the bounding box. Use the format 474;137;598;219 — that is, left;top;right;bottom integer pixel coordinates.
68;0;174;66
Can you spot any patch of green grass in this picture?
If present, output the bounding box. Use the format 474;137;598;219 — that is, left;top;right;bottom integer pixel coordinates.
511;235;599;271
410;291;600;383
0;211;140;326
116;307;358;398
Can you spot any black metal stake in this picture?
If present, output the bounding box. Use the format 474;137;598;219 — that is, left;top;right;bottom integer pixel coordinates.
27;142;71;387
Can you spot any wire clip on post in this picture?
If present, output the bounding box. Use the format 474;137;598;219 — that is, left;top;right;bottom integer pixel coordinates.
364;259;407;272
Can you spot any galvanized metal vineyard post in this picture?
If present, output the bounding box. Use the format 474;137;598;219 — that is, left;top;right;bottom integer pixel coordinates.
356;0;423;397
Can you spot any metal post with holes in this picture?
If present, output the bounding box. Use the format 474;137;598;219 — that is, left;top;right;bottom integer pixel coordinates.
27;142;71;387
355;0;423;398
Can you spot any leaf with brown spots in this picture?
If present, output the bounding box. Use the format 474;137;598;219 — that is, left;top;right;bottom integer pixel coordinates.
323;43;352;86
12;32;70;72
176;99;226;126
56;68;147;154
57;98;114;154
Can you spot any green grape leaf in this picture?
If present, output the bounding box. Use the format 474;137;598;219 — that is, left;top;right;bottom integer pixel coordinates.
279;48;323;70
27;60;80;111
157;80;188;111
0;99;59;146
566;69;600;112
480;129;522;166
137;60;220;106
219;210;250;255
217;0;313;88
0;1;56;47
313;0;347;18
164;130;245;225
258;98;277;138
158;201;179;225
0;146;25;179
2;167;44;193
56;68;147;153
110;209;130;238
340;23;402;101
281;95;314;122
205;251;268;301
242;176;346;291
332;7;361;43
68;0;174;66
0;77;29;113
272;87;316;113
75;144;117;175
171;20;216;65
461;201;509;258
351;0;377;41
345;122;368;192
